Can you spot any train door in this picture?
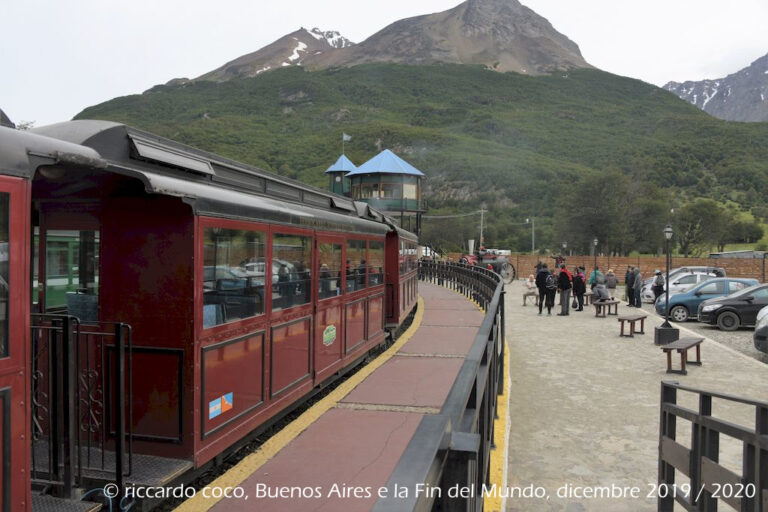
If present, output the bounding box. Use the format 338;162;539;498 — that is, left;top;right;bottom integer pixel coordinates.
0;177;30;511
36;205;100;318
314;235;345;382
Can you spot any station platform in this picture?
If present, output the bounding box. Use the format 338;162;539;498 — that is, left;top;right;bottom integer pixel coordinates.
178;282;490;512
504;280;768;511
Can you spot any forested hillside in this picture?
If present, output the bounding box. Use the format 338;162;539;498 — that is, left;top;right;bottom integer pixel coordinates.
76;64;768;254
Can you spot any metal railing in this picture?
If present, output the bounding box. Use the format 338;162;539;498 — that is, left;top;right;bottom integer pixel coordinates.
658;381;768;511
30;314;133;497
375;261;505;512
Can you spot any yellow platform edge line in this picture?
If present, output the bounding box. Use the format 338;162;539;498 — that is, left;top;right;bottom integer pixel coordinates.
175;296;425;512
483;335;510;512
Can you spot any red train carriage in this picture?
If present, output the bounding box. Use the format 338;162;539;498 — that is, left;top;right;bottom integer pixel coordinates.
0;120;418;509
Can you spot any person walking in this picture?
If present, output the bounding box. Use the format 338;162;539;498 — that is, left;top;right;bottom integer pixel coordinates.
633;267;643;308
626;266;636;307
573;266;586;311
535;264;551;315
557;264;572;316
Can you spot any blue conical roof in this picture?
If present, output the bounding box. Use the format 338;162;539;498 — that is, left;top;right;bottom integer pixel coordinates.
346;149;425;177
325;154;357;173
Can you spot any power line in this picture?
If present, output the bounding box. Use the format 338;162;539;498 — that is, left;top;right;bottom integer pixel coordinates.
423;210;483;219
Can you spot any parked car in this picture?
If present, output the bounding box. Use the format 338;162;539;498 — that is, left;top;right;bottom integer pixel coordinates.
642;271;719;303
753;305;768;353
654;277;757;322
640;267;726;303
698;283;768;331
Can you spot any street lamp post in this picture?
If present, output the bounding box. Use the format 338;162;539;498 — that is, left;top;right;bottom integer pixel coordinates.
655;225;680;345
526;217;535;255
593;238;598;270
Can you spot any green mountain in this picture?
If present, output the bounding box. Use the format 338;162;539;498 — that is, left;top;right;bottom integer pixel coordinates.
76;64;768;253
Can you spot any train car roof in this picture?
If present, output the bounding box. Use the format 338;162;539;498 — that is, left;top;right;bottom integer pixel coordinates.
29;120;418;236
0;125;106;178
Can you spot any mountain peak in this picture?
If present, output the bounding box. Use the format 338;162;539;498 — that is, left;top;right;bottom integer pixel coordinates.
195;0;589;82
664;51;768;122
305;0;589;74
196;27;354;82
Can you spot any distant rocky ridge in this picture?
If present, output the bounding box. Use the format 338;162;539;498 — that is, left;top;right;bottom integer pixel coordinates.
195;27;354;83
664;52;768;122
183;0;589;86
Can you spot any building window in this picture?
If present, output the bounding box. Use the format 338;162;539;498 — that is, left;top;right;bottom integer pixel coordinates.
273;234;312;311
403;183;418;200
368;241;384;286
203;228;266;328
346;239;366;291
318;243;342;300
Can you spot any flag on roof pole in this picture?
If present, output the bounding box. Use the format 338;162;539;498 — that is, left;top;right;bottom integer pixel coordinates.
342;133;352;141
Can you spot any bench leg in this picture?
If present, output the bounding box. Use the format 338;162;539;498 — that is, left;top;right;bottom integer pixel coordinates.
666;351;672;372
688;344;703;366
637;318;645;334
680;349;687;375
629;322;635;337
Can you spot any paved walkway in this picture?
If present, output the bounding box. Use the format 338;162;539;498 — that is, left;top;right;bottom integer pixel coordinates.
179;282;484;512
504;281;768;511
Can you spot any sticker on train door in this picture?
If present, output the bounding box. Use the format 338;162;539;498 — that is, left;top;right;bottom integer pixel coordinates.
323;325;337;346
208;397;222;419
221;392;233;413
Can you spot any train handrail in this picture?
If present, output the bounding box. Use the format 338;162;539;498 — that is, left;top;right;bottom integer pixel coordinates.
374;261;505;512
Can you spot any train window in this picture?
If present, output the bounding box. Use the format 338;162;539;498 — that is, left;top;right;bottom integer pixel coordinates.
406;242;417;272
0;193;7;358
45;230;99;321
368;241;384;286
203;228;265;328
346;240;366;292
318;243;342;300
272;234;312;311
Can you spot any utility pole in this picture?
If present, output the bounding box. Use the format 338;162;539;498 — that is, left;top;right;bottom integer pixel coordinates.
479;208;486;247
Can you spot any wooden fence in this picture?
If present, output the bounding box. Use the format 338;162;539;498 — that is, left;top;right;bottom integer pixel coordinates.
445;253;768;282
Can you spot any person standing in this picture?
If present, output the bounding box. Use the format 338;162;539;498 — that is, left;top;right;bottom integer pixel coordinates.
626;266;636;307
652;270;665;301
557;264;572;316
633;267;643;308
573;266;586;311
535;264;551;315
624;265;634;305
606;268;617;296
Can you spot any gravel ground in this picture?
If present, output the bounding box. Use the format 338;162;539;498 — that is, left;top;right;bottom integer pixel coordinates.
628;287;768;365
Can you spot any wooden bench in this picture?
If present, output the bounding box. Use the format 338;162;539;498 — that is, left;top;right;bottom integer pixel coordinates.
617;314;647;337
584;291;594;305
593;299;619;317
661;337;703;375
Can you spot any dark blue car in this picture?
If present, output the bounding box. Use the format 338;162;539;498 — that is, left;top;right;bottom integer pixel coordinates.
654;277;759;322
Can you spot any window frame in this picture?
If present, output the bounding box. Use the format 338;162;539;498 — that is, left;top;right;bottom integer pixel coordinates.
197;217;270;338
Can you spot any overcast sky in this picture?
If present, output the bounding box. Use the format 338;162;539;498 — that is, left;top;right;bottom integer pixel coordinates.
3;0;767;126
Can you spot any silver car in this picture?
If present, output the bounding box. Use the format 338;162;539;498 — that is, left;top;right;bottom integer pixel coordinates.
641;271;720;303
